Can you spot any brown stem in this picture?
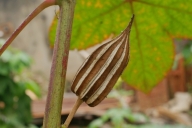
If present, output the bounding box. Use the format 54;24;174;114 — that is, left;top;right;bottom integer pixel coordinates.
62;97;83;128
0;0;56;56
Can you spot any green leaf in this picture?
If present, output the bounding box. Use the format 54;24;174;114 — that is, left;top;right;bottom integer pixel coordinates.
49;1;192;92
9;52;31;73
0;50;12;62
0;76;12;95
88;118;104;128
182;42;192;65
25;80;41;97
17;94;32;124
0;61;10;75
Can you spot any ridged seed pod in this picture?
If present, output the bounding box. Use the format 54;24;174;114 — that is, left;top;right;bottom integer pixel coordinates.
71;16;134;107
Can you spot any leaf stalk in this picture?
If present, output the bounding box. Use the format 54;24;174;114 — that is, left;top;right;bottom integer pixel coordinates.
0;0;56;56
62;97;83;128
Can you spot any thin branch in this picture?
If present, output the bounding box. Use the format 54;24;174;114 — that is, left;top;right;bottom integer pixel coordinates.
62;97;83;128
0;0;55;56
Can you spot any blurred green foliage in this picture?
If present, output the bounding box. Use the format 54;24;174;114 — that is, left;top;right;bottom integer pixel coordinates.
182;41;192;66
88;107;148;128
0;39;40;128
88;78;190;128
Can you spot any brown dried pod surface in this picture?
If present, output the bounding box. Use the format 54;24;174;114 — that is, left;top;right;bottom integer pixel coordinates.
71;16;134;107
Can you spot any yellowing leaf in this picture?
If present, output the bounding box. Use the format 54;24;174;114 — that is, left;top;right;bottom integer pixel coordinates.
49;0;192;92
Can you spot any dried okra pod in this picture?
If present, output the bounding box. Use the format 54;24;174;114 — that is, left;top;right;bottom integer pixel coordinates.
71;15;134;107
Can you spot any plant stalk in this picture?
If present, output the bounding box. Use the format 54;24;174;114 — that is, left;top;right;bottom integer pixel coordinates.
0;0;56;56
43;0;76;127
62;97;83;128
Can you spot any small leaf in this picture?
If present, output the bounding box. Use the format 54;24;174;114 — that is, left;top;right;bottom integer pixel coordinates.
25;80;41;97
88;118;104;128
0;76;11;95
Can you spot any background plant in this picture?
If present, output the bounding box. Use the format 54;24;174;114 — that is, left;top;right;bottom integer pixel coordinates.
88;78;190;128
181;41;192;66
0;39;40;128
